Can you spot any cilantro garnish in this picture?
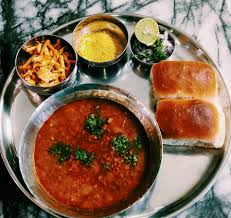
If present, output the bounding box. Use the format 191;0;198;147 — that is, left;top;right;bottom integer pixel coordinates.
112;135;131;155
48;142;71;164
111;135;144;167
75;147;95;167
84;106;108;139
124;154;138;167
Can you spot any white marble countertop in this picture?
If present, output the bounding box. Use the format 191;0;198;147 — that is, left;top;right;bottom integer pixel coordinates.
0;0;230;217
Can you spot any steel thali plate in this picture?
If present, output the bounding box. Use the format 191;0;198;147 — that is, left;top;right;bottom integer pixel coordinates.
0;13;231;217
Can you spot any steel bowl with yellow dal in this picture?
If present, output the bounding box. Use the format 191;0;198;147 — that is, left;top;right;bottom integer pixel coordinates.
73;14;128;67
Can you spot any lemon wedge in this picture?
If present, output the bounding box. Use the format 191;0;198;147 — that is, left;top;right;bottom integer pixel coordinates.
135;18;159;46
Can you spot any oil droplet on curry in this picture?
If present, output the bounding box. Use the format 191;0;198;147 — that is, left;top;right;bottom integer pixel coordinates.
34;99;147;210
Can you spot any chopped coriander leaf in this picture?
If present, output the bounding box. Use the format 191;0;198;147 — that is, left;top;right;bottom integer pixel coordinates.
75;147;95;167
123;154;138;167
84;113;108;139
132;37;168;63
133;136;143;152
103;163;111;171
48;142;71;164
112;135;131;155
150;38;167;61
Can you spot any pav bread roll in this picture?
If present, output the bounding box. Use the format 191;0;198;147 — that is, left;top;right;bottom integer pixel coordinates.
156;99;225;148
151;61;218;100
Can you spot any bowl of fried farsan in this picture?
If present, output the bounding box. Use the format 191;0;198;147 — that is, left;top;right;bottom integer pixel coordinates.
15;35;77;95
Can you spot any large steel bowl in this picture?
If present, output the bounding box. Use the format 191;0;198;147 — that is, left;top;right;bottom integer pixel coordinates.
18;83;163;218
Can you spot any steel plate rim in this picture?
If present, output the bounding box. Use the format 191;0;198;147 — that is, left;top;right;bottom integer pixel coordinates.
0;13;230;218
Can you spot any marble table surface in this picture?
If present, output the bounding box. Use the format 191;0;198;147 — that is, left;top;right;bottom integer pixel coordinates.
0;0;231;217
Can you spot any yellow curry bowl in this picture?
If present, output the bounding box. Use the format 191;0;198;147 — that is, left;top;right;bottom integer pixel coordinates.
73;14;128;67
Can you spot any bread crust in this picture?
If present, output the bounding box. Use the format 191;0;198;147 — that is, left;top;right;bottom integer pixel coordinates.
156;99;219;141
151;61;217;99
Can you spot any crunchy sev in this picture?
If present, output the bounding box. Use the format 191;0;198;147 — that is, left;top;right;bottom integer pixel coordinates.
18;39;75;87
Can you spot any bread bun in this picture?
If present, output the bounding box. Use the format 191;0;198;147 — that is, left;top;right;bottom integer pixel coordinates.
151;61;217;100
156;99;225;148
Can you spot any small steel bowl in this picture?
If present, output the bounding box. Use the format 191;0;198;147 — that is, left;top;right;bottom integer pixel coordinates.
130;25;176;66
19;84;163;218
73;14;128;67
15;35;77;96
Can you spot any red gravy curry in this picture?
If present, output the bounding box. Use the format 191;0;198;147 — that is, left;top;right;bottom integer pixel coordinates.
34;98;147;210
